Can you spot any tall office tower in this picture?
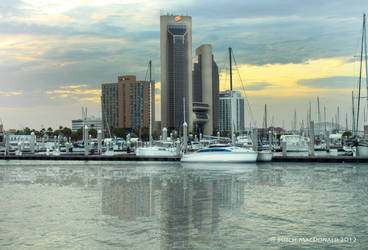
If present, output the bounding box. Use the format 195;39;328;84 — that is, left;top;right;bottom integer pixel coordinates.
192;44;219;135
101;75;155;133
160;15;193;131
219;91;245;132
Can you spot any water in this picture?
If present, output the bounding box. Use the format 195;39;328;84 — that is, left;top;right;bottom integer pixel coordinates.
0;160;367;249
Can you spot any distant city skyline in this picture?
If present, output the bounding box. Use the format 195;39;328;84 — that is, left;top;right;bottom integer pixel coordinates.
1;0;367;130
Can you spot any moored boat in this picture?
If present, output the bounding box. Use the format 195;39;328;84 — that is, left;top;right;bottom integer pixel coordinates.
181;146;257;163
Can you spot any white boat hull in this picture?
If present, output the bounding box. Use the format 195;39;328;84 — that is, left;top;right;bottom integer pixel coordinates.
357;145;368;157
136;147;178;157
181;151;258;163
257;151;273;162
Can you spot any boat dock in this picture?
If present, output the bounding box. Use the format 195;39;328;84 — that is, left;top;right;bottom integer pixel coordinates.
1;154;368;163
0;154;181;161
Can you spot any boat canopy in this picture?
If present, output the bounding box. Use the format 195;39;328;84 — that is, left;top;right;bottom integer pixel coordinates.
197;148;231;153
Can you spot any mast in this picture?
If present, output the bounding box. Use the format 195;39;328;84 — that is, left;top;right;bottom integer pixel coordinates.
149;60;152;145
317;96;321;125
293;109;297;132
229;47;235;144
357;14;366;133
264;104;268;129
346;113;348;131
337;106;340;131
229;48;233;91
324;106;327;131
352;91;356;135
364;13;368;121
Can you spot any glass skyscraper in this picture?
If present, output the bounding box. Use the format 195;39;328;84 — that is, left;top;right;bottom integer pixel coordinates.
160;15;193;130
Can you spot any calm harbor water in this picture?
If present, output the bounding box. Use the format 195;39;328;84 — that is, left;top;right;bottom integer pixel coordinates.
0;160;367;249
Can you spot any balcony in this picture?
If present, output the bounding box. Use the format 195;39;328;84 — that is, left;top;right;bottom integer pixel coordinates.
193;112;208;124
193;102;209;111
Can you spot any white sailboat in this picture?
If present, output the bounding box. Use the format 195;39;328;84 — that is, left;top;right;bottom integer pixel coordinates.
135;60;178;157
181;48;258;163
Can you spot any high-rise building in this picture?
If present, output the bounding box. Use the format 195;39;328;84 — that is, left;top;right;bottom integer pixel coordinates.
192;44;219;135
219;91;245;132
101;75;155;132
160;15;193;131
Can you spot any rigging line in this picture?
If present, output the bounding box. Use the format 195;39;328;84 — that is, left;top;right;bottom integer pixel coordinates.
231;50;255;123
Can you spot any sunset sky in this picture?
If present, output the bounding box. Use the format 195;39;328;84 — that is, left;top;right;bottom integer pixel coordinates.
1;0;367;130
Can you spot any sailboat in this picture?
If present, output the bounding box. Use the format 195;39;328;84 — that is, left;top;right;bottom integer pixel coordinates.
135;60;178;157
181;48;258;163
353;14;368;156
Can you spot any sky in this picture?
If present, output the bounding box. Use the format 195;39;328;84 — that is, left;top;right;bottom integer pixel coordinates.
1;0;368;130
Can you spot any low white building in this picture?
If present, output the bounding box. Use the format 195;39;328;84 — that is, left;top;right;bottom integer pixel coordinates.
71;116;103;132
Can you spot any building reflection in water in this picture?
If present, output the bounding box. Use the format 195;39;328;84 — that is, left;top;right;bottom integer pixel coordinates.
100;165;254;250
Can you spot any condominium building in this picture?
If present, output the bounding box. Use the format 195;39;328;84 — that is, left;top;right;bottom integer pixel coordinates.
101;75;155;132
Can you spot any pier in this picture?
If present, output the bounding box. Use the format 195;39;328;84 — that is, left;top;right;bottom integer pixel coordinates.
0;154;181;162
1;154;368;163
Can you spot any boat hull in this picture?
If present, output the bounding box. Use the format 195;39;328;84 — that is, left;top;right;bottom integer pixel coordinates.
181;151;258;163
257;151;273;162
136;147;178;157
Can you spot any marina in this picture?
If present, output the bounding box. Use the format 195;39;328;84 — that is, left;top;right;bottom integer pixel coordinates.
2;2;368;249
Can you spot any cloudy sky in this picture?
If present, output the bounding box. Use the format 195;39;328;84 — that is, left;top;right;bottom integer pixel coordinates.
1;0;367;130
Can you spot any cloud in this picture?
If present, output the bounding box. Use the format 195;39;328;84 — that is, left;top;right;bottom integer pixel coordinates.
60;84;88;89
297;76;363;89
0;91;23;96
45;85;101;103
244;82;272;91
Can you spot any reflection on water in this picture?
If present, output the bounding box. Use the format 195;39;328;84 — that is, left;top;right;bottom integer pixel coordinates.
0;161;367;249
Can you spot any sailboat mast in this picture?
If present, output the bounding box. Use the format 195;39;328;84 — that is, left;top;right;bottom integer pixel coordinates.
229;47;235;144
352;91;356;136
317;96;321;125
229;47;233;91
364;13;368;114
149;60;152;145
264;104;268;129
357;14;366;134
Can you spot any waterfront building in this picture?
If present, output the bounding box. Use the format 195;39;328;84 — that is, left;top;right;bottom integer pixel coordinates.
101;75;155;132
219;91;245;132
71;116;103;132
160;15;193;131
192;44;219;135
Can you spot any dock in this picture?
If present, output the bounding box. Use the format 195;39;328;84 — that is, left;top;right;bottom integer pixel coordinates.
1;154;368;163
0;154;181;161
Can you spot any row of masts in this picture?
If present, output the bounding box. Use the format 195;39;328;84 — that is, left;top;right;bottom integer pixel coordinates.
261;98;347;133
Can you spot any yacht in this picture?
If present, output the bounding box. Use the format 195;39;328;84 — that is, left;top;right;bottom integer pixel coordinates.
181;145;258;163
135;146;178;157
280;134;309;152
